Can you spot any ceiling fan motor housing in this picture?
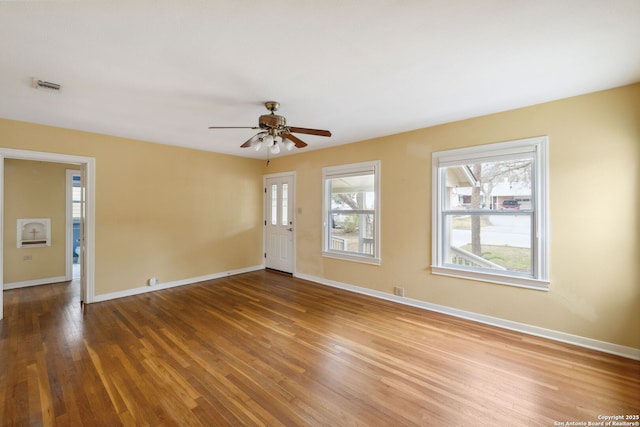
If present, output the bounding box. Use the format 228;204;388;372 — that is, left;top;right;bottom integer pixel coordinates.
259;114;286;130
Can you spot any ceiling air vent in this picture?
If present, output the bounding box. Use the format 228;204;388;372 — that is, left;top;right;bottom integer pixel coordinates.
33;78;62;92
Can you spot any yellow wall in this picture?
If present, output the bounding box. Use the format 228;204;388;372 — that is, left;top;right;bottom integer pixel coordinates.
265;83;640;349
3;159;79;283
1;84;637;349
0;121;265;296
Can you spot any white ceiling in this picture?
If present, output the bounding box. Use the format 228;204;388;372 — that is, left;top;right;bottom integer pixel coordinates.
1;1;639;159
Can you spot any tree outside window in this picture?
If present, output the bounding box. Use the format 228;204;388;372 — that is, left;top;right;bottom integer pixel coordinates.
447;159;533;274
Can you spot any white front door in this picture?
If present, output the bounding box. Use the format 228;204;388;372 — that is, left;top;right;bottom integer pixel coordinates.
265;173;294;273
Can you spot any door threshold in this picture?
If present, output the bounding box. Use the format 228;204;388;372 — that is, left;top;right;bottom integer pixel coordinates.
265;268;293;276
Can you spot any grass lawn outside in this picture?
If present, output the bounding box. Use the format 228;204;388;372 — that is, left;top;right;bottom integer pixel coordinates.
461;243;531;273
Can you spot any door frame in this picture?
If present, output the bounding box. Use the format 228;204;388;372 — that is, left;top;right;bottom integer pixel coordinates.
263;171;296;274
0;148;96;320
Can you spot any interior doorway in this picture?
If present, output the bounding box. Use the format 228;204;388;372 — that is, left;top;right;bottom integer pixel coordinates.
0;148;96;320
66;170;82;280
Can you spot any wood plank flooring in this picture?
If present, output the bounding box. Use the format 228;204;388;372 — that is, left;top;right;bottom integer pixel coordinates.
1;270;638;426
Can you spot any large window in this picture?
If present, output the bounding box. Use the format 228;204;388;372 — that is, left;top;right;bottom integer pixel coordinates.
323;161;380;264
432;137;549;289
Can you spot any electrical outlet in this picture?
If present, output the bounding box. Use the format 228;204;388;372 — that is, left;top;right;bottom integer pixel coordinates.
148;277;158;286
23;255;33;261
394;286;405;297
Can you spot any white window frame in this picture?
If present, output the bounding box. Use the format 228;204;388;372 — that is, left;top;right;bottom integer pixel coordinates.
322;160;381;265
432;136;550;290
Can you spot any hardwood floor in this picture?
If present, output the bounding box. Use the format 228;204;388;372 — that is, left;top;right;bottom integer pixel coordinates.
1;270;638;426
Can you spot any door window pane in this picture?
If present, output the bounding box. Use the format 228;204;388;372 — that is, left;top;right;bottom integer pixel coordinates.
271;184;277;225
281;183;288;226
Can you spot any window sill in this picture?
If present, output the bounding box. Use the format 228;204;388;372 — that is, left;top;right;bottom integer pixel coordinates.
323;251;381;266
431;266;549;291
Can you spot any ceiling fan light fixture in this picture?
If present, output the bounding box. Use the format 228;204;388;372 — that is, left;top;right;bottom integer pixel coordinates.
270;143;280;154
263;134;274;147
253;138;264;151
283;139;295;151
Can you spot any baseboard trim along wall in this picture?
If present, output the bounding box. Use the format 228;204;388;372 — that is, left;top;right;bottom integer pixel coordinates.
93;265;264;303
87;266;639;360
4;276;67;290
294;273;640;361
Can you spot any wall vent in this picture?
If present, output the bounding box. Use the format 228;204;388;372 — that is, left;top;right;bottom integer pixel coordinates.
33;78;62;92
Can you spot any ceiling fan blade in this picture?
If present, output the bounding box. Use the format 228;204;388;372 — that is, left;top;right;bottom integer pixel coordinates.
282;133;307;148
208;126;260;130
240;132;266;148
287;126;331;137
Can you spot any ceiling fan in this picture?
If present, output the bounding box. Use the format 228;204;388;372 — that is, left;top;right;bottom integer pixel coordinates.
208;101;331;153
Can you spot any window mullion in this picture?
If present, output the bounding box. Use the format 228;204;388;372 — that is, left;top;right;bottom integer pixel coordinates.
329;209;374;215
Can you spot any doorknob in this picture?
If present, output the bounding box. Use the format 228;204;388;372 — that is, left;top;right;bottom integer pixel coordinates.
286;228;293;231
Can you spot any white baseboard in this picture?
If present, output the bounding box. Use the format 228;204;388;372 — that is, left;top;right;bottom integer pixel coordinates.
3;276;68;290
93;265;264;303
294;273;640;361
